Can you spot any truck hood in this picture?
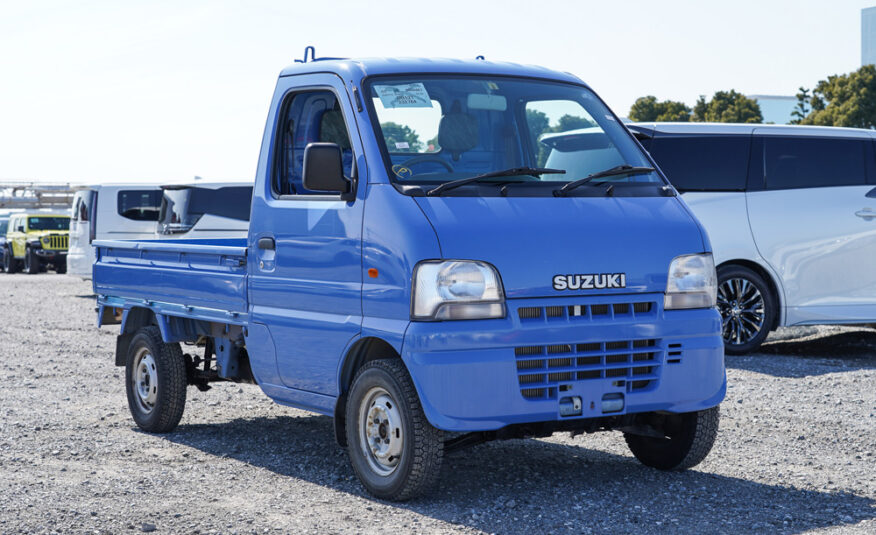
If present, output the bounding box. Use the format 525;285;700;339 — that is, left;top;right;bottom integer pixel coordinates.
414;196;707;299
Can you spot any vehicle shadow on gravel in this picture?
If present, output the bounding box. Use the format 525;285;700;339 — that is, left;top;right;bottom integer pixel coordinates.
164;415;875;534
726;330;876;378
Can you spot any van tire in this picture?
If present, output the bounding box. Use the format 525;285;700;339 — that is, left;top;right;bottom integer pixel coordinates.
717;265;775;355
24;247;39;274
125;326;187;433
345;359;443;501
625;406;719;471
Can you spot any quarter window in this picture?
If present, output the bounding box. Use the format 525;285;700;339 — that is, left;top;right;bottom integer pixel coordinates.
275;90;353;196
648;136;751;191
763;137;867;190
117;190;162;221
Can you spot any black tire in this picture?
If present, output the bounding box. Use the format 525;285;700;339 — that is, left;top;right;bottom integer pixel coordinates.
717;265;776;355
24;247;39;274
345;359;443;501
125;326;187;433
3;247;19;274
55;261;67;274
625;406;720;471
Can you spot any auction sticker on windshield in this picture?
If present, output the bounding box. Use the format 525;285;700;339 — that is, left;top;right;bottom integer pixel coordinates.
374;83;432;108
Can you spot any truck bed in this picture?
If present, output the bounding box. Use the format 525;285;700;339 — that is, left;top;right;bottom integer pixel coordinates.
92;238;248;323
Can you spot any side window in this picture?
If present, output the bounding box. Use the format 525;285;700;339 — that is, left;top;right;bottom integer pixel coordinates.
764;136;867;190
649;136;750;191
275;90;353;196
117;190;162;221
72;197;82;222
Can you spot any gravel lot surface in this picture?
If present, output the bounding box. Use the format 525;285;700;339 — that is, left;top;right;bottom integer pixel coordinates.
1;275;874;534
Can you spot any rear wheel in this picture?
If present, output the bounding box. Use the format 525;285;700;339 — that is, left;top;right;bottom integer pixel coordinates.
625;406;720;471
3;247;19;274
24;247;39;274
125;326;187;433
345;359;443;501
717;265;775;355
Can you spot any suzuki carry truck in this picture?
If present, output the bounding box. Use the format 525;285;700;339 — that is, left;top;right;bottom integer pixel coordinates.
93;54;726;500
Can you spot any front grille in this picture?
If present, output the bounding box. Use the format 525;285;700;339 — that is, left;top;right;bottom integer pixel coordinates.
518;301;655;321
43;234;68;250
515;339;661;400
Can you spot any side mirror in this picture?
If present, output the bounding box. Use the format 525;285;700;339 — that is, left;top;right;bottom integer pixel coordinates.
17;226;24;233
302;142;354;201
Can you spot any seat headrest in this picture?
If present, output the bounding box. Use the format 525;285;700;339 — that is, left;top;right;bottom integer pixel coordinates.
319;109;351;150
437;102;478;160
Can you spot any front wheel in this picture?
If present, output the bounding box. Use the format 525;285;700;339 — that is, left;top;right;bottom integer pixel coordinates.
24;247;39;274
717;265;775;355
625;406;720;471
345;359;443;501
54;261;67;274
125;326;187;433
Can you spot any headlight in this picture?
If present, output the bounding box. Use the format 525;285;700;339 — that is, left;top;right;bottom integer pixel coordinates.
664;254;717;310
412;260;505;320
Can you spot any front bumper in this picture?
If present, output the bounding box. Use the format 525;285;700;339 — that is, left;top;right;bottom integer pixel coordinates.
402;293;725;432
35;249;67;261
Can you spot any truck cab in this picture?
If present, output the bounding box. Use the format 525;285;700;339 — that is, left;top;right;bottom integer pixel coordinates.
4;212;70;274
94;56;725;500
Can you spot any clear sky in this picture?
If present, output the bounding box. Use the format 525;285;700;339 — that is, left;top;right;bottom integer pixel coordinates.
0;0;872;183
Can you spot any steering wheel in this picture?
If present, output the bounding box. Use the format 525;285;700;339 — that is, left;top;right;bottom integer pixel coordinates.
397;154;455;173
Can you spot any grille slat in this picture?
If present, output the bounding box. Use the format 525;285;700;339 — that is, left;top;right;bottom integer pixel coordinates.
520;301;656;321
515;337;663;399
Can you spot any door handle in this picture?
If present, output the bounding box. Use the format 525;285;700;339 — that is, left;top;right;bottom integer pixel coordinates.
855;209;876;221
258;237;276;250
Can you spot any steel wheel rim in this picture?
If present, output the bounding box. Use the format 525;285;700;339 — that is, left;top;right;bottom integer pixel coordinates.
717;277;765;346
132;348;158;413
358;386;403;476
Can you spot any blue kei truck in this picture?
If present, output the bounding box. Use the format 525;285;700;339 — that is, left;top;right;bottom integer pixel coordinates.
93;52;726;500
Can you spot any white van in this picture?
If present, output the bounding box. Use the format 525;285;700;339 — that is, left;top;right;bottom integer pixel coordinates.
68;185;163;279
156;182;251;239
626;122;876;353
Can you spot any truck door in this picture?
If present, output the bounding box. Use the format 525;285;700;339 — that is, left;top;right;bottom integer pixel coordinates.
746;131;876;323
249;73;365;397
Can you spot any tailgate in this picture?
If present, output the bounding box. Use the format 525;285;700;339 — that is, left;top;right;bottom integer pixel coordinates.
92;239;248;314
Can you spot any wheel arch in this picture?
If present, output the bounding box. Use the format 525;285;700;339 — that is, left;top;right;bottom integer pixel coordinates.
115;307;158;366
333;336;403;447
717;259;783;330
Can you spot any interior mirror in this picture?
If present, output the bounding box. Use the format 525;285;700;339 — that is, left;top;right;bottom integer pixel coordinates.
303;142;353;200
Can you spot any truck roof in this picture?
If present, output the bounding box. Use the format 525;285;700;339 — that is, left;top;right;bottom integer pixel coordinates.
279;57;584;86
628;122;876;139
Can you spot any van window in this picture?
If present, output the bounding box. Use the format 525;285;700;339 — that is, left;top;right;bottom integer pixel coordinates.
275;90;354;196
648;136;751;191
158;186;252;234
117;190;161;221
763;137;867;190
73;190;96;222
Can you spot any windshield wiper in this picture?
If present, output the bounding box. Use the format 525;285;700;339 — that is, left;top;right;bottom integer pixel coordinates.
426;167;566;196
553;165;655;197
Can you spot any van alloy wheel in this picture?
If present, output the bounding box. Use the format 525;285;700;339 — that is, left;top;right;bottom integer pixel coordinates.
717;277;765;346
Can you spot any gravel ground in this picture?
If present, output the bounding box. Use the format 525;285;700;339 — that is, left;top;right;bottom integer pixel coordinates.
1;274;874;534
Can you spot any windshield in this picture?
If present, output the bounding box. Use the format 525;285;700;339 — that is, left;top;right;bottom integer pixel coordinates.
366;76;661;194
28;217;69;231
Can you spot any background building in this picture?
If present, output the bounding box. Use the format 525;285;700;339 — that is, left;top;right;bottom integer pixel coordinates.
863;6;876;65
748;95;797;124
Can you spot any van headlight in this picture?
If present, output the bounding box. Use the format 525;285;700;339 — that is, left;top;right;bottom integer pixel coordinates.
412;260;506;320
664;254;717;310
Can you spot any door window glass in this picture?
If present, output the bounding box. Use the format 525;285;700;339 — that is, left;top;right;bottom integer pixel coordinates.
117;190;162;221
649;136;750;191
764;137;866;190
275;90;353;195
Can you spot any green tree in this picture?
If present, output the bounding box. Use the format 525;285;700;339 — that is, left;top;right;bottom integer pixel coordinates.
526;109;551;165
379;122;422;152
789;87;810;124
691;90;762;123
628;96;691;122
552;114;596;132
802;65;876;128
